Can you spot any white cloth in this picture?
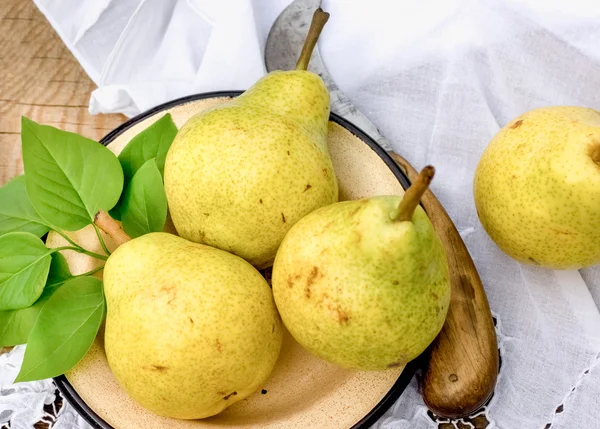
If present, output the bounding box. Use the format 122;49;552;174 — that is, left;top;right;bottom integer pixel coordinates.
32;0;283;117
4;0;598;428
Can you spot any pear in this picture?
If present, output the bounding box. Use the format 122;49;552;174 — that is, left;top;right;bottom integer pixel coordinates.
164;9;338;269
272;167;451;370
103;232;283;419
474;106;600;269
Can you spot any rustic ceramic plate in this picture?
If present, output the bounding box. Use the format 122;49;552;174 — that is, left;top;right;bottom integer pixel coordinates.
49;91;419;429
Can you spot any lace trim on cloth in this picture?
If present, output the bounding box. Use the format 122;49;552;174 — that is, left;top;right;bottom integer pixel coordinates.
428;408;491;429
0;346;91;429
542;352;600;429
1;388;63;429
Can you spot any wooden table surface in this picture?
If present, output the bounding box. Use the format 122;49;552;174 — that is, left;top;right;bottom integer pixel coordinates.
0;0;125;187
0;2;493;429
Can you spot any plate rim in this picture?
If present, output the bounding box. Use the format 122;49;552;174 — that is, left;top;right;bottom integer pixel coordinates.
54;90;419;429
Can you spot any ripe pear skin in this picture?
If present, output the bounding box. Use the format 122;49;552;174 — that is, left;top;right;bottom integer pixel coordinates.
103;233;283;419
474;106;600;269
272;196;451;370
164;71;338;269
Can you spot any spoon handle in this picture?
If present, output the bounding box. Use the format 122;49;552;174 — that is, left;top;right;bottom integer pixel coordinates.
390;152;499;418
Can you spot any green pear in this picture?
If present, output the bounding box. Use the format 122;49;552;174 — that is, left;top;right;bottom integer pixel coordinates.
272;167;451;370
474;106;600;269
164;9;338;269
103;232;283;419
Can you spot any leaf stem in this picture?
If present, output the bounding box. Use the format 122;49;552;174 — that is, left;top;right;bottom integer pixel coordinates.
92;223;111;256
390;166;435;222
73;265;104;278
70;248;108;261
54;230;81;249
296;8;330;71
53;231;109;261
49;245;108;261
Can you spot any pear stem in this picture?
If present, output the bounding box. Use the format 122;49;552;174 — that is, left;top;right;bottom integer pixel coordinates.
94;211;132;247
391;166;435;222
296;8;330;71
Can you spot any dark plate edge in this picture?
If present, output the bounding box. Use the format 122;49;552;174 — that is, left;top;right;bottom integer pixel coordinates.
54;90;418;429
54;374;107;429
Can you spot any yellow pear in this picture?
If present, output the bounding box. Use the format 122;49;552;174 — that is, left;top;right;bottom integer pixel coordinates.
474;106;600;269
103;232;282;419
164;9;337;269
272;168;450;370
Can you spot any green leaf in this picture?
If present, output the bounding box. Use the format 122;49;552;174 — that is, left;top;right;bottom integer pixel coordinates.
15;276;105;382
121;158;167;238
0;175;51;237
119;113;177;180
0;253;72;346
21;117;124;231
0;284;60;347
0;232;52;311
47;252;72;286
111;114;177;220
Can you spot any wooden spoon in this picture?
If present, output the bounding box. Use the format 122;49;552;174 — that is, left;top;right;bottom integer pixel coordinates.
390;152;499;418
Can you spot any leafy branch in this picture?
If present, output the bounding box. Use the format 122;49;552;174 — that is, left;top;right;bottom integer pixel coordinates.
0;113;177;382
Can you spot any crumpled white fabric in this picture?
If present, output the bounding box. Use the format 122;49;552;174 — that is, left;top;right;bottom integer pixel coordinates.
0;346;55;428
32;0;283;117
6;0;599;428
